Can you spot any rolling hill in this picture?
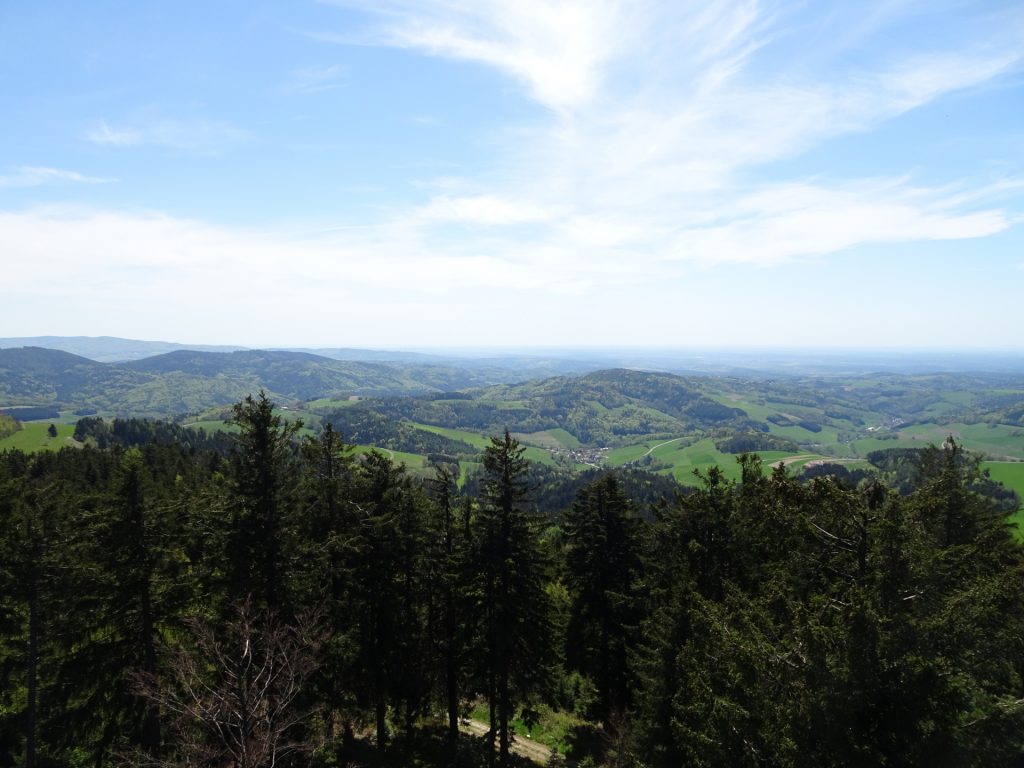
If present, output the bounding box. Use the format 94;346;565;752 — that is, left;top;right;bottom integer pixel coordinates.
0;346;575;417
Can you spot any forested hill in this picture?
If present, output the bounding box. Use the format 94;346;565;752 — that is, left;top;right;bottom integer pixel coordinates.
349;368;754;446
0;347;557;416
331;366;1024;451
7;346;1024;467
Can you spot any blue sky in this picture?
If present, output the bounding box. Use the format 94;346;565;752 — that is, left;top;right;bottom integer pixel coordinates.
1;0;1022;349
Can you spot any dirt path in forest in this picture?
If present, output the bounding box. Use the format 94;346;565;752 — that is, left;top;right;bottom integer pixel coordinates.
461;717;553;765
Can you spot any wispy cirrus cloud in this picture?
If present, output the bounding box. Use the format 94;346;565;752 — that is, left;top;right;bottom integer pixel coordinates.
325;0;1023;269
663;180;1012;266
288;64;345;93
0;166;116;188
7;1;1020;347
86;121;145;147
415;194;560;225
86;118;248;150
323;0;634;112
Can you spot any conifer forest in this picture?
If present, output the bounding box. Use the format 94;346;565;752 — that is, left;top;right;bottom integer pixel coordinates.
3;390;1024;767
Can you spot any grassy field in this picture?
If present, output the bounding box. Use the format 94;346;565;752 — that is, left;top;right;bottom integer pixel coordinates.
351;444;429;470
986;461;1024;540
183;413;315;438
514;428;581;450
661;439;744;484
304;397;361;409
764;421;840;445
520;446;557;466
605;441;660;466
855;423;1024;460
0;422;77;453
982;461;1024;538
412;423;493;449
547;428;581;448
606;438;819;485
410;423;560;466
983;461;1024;507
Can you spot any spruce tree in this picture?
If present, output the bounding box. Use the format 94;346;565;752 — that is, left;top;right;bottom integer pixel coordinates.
562;473;641;722
473;430;555;767
227;391;300;611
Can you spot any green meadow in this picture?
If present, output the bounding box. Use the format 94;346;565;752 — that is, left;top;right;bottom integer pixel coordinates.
985;462;1024;539
184;411;315;438
304;397;361;409
513;428;581;450
855;423;1024;460
412;422;493;449
983;461;1024;507
0;422;77;453
351;444;430;470
606;437;819;486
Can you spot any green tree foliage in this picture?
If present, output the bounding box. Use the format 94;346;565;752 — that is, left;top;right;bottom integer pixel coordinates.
291;423;357;730
49;447;196;761
562;473;642;722
0;413;21;440
472;430;556;767
344;450;433;749
0;475;68;768
226;391;301;611
630;450;1024;768
2;397;1023;768
425;466;473;748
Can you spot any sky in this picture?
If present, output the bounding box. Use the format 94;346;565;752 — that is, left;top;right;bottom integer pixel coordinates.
1;0;1022;350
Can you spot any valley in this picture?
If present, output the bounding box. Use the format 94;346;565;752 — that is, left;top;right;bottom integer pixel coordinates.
3;341;1024;508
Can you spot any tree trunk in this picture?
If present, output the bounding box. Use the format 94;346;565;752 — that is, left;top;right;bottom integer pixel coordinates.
376;699;388;751
487;684;497;768
139;572;161;752
446;644;459;745
498;666;510;767
27;571;38;768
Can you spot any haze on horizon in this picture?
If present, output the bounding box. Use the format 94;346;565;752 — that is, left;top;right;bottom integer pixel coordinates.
2;1;1022;350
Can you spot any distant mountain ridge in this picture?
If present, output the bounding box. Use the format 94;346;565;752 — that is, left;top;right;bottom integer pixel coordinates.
0;336;248;362
0;336;600;377
6;336;1024;376
0;346;580;417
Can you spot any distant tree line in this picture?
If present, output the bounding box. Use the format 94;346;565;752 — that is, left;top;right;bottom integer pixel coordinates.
1;393;1023;767
74;416;235;454
0;414;20;441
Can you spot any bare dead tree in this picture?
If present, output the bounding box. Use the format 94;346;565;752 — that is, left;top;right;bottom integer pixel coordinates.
131;600;324;768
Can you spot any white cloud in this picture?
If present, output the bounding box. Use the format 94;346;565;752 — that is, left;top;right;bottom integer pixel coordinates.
86;118;247;150
666;182;1011;266
323;0;1023;274
0;207;574;299
326;0;635;111
416;194;559;225
86;121;145;147
0;196;1015;346
289;64;345;93
0;166;115;188
7;2;1022;346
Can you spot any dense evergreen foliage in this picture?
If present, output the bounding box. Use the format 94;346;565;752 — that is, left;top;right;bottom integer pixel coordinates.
1;394;1023;767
